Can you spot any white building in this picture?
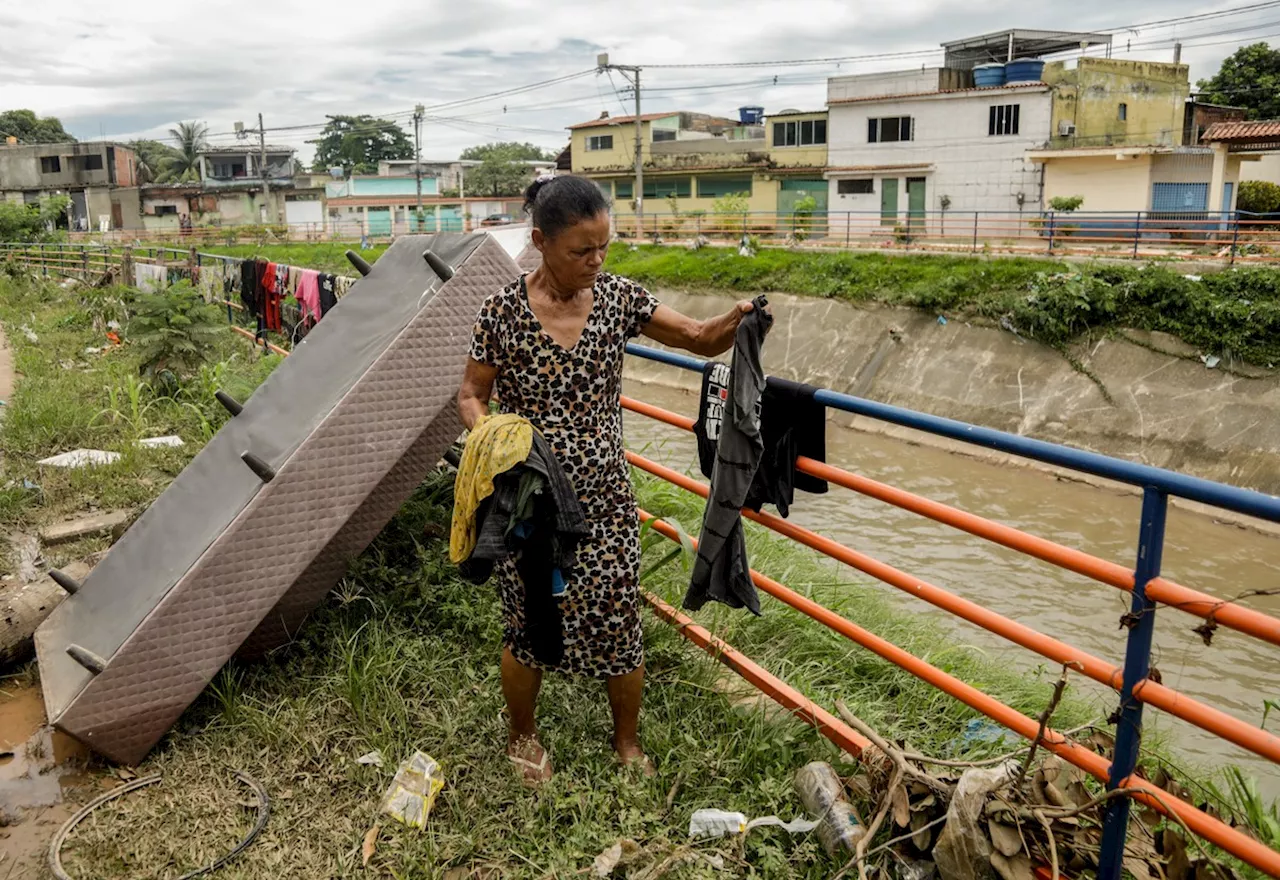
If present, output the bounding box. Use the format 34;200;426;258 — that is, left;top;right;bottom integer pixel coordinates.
824;68;1053;222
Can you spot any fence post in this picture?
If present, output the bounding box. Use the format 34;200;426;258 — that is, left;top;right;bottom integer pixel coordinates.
1046;211;1056;253
972;212;979;255
1132;211;1142;260
1097;486;1168;880
845;213;851;249
81;245;89;278
1230;215;1241;267
121;246;133;288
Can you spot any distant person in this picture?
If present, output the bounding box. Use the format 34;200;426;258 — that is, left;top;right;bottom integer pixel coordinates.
457;174;767;783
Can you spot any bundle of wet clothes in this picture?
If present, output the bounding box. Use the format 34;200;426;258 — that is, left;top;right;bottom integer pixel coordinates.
683;294;830;616
449;414;589;667
237;258;353;340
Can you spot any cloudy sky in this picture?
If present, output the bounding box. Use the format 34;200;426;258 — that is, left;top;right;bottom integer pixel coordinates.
2;0;1276;164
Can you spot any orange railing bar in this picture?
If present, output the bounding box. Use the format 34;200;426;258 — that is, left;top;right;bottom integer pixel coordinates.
626;449;1280;766
620;395;1280;647
639;587;871;758
230;325;290;357
637;509;1280;879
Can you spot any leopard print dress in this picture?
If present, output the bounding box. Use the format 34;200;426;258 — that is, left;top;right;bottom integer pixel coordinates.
468;272;659;678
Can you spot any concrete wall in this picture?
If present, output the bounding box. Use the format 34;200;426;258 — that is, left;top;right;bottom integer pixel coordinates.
626;290;1280;494
572;119;668;173
1043;58;1189;148
1241;154;1280;186
0;143;130;190
600;172;783;217
827;88;1053;213
1040;155;1153;211
827;69;956;102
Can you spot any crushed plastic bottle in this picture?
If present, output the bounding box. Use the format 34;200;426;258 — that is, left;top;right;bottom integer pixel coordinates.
378;751;445;829
794;761;866;856
688;809;819;840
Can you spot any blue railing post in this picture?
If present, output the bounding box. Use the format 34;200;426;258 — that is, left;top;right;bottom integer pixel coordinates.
1046;211;1056;252
1098;486;1168;880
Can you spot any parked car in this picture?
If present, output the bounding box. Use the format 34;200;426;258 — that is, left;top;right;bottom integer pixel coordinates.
480;213;514;227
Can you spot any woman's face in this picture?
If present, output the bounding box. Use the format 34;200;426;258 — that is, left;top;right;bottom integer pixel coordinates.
535;211;612;290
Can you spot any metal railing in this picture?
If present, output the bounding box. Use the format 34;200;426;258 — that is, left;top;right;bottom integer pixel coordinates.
622;341;1280;880
613;209;1280;265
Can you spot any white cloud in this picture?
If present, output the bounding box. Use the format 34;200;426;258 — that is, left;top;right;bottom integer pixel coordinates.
0;0;1271;163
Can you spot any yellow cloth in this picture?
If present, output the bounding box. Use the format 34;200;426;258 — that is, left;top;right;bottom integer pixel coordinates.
449;413;534;563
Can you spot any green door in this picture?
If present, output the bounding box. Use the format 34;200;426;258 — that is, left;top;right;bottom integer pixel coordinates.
778;179;828;239
365;208;391;237
906;177;927;231
880;178;899;226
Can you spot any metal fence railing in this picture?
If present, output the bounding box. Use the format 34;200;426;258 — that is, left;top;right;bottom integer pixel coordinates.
612;209;1280;265
623;342;1280;880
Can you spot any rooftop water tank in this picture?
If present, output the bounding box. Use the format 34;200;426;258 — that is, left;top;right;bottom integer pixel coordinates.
739;106;765;125
973;64;1006;88
1005;58;1046;83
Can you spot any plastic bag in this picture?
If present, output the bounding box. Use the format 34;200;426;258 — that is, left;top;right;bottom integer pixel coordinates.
689;808;819;840
378;751;445;829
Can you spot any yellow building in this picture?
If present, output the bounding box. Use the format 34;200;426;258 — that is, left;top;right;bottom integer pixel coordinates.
568;110;828;229
1042;58;1190;149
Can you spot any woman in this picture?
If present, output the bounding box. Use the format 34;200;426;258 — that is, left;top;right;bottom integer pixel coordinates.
458;174;763;783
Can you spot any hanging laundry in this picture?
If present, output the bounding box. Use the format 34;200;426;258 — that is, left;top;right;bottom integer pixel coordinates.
317;273;338;317
262;261;284;333
239;259;260;316
683;295;772;616
695;374;829;519
134;263;169;293
295;269;323;326
333;275;355;299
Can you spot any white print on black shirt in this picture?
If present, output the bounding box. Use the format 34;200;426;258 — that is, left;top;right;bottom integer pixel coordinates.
703;363;730;441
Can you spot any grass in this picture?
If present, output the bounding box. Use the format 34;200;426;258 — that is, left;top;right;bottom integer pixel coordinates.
0;272;281;543
604;245;1280;367
2;269;1274;877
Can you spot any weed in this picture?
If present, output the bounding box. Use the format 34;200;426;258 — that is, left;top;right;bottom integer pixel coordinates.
127;282;226;387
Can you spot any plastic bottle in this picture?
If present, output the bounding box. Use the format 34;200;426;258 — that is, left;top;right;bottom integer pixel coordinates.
794;761;866;856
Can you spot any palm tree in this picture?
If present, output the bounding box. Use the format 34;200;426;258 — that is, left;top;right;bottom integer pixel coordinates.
166;121;209;182
129;139;181;185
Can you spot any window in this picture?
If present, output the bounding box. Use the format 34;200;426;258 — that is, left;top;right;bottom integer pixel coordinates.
595;180;612;198
652;129;677;142
154;205;179;216
772;119;828;147
697;175;754;198
69;154;105;172
837;179;875;195
585;134;614;151
40;156;61;174
868;117;914;143
642;178;692;199
988;104;1021;136
1118;103;1128;122
212;162;246;178
615;180;633;199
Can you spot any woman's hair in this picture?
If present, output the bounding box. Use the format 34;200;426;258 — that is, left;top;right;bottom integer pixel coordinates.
523;174;609;239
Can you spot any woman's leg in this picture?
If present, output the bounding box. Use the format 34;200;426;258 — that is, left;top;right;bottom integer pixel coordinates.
607;664;650;769
502;646;551;781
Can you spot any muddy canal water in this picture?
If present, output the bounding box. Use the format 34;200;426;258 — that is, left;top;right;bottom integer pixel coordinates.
624;378;1280;800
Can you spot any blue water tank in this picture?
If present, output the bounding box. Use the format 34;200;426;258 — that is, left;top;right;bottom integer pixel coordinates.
739;106;764;125
973;64;1006;88
1005;58;1046;83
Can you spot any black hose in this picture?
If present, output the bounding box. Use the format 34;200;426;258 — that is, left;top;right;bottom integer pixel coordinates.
48;770;270;880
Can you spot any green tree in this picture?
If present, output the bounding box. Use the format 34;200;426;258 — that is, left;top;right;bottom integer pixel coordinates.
1197;43;1280;120
165;121;209;182
1238;180;1280;214
0;109;76;144
128;282;225;388
458;142;552;197
129;138;182;184
0;196;70;241
309;115;414;174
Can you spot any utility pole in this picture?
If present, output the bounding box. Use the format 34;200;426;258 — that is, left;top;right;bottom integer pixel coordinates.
597;54;644;238
413;104;425;226
258;113;269;202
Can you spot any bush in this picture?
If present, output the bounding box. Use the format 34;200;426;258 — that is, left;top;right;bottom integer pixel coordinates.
1049;195;1085;213
1238;180;1280;215
127;281;227;389
0;195;69;242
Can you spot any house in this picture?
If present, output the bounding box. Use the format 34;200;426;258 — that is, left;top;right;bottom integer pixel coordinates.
1187;104;1280;188
569;109;827;225
375;158;555;193
1203;119;1280;197
0;141;143;231
139;182;325;233
198;145;296;187
824;67;1053;219
323;173;522;235
1042;58;1190;149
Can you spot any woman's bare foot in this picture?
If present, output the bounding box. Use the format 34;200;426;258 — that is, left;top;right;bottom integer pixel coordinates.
613;738;656;777
508;736;552;786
